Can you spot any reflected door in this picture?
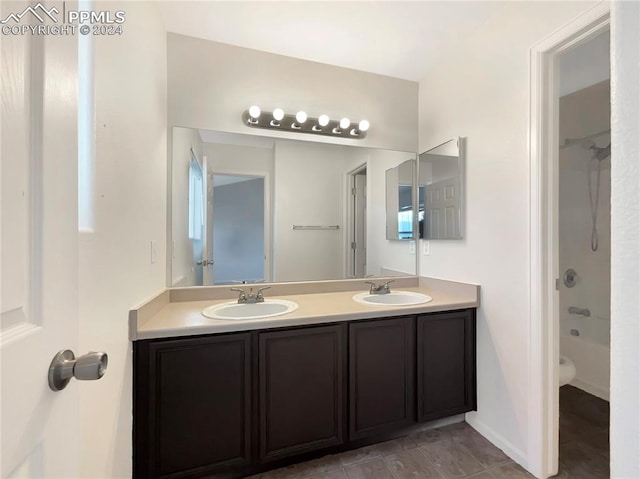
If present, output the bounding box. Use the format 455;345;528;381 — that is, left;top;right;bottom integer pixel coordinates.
212;175;265;285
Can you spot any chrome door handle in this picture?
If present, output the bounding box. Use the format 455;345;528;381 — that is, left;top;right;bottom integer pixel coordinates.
48;350;108;391
196;260;214;266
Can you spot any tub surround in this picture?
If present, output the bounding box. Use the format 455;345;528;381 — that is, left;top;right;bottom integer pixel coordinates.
129;276;480;340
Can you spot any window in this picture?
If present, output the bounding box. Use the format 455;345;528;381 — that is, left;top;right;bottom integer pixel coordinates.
188;153;204;240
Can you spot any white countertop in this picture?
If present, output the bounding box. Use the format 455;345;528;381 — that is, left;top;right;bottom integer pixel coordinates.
130;277;480;341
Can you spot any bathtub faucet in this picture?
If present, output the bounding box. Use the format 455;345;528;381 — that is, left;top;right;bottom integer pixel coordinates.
568;306;591;317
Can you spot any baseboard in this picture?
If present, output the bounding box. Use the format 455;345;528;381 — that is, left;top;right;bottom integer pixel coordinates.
465;413;529;471
570;378;610;401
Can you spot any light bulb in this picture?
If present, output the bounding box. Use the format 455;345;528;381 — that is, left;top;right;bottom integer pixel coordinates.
249;105;261;119
358;120;370;132
295;111;307;124
340;118;350;129
318;114;330;127
273;108;284;121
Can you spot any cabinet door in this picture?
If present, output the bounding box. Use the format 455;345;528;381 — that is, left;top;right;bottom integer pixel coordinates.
417;309;476;422
259;324;346;462
134;333;251;478
349;317;415;440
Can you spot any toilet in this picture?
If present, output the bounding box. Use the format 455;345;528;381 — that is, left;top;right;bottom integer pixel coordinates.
559;355;576;386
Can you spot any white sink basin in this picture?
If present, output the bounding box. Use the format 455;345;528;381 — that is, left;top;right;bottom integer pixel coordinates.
202;299;298;320
352;291;433;306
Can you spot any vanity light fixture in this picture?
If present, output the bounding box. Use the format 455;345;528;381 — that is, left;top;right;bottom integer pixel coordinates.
313;114;330;132
271;108;284;127
248;105;261;124
292;111;307;129
243;107;369;139
351;119;370;136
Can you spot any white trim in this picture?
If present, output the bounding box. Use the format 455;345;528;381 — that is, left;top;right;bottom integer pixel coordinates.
466;414;527;469
528;3;610;478
344;162;367;278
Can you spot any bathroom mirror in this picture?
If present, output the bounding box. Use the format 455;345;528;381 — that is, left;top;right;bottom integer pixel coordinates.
418;137;465;239
385;159;417;240
170;126;417;287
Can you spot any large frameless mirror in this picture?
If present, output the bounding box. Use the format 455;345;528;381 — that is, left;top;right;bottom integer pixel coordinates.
170;127;418;287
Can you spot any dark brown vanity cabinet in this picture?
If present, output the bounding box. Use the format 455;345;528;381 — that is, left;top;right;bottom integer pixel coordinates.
134;333;252;479
258;324;346;462
417;309;476;422
134;309;476;478
349;317;414;439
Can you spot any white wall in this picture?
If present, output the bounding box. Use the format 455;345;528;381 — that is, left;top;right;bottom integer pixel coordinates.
167;33;418;152
78;1;167;477
416;0;598;467
366;149;417;276
171;127;203;287
559;29;610;96
610;1;640;477
273;141;348;281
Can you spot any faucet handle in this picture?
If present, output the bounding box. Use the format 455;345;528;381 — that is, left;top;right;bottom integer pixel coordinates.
230;287;247;303
256;286;271;301
364;281;378;294
382;280;395;287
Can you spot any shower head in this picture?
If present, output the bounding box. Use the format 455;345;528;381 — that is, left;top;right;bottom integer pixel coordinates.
590;143;611;161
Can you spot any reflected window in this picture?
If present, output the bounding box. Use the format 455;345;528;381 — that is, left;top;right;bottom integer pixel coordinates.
188;154;203;240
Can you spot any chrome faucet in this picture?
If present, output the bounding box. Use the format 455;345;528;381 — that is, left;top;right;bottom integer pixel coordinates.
364;280;395;295
230;286;271;304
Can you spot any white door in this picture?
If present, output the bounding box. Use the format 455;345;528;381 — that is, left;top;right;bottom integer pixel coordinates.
202;157;215;285
1;6;81;477
212;174;266;284
425;177;461;239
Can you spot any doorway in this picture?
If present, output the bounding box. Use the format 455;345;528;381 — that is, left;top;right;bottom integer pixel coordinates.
347;165;367;278
556;28;611;476
528;4;610;477
210;174;266;285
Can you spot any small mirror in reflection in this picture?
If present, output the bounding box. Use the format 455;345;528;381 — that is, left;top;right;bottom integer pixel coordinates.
418;138;465;240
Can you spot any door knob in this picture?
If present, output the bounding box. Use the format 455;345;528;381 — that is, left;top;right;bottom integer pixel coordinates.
48;350;108;391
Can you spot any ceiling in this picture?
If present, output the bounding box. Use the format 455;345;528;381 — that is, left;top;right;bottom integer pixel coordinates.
159;1;508;82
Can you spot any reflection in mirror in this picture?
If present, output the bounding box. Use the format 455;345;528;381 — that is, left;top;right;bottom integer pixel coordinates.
385;159;416;240
418;138;465;239
171;127;418;287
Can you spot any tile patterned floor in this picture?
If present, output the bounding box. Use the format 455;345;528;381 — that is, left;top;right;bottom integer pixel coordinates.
248;386;610;479
556;385;609;478
248;422;534;479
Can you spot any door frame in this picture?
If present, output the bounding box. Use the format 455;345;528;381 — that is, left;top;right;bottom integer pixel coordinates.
210;170;272;283
345;163;367;278
528;3;610;477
